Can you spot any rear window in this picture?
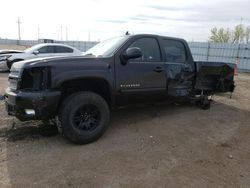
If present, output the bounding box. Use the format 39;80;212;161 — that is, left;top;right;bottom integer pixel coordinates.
38;46;54;53
162;40;186;63
55;46;73;53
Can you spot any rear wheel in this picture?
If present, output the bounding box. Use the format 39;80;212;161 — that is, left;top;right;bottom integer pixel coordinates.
59;92;110;144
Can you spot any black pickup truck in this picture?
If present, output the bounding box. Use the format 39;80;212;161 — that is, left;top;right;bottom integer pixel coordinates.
5;34;235;144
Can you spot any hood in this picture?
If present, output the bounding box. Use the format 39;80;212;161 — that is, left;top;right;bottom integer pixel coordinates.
11;55;108;70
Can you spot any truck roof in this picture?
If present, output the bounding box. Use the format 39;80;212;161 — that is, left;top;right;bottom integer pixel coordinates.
127;34;185;42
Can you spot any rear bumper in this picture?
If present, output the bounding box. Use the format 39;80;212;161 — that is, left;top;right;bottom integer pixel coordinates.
5;87;61;121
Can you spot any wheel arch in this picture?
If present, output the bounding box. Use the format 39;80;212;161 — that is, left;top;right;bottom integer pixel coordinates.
58;76;113;107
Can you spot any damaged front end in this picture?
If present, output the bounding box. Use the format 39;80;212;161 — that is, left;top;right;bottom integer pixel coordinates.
195;61;236;94
5;66;61;121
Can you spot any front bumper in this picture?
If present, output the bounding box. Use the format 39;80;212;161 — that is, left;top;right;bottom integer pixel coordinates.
5;87;61;121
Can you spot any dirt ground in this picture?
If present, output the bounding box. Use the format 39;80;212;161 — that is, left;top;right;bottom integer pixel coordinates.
0;45;28;51
0;73;249;188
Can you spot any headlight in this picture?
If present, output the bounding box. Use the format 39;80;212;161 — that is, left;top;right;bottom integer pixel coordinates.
0;55;11;61
8;68;22;91
9;78;19;91
20;67;51;91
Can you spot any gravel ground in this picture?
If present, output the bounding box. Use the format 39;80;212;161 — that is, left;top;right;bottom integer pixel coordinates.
0;73;250;188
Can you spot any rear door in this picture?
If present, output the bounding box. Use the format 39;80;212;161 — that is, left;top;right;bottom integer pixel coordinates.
161;39;195;97
36;46;57;58
54;45;74;56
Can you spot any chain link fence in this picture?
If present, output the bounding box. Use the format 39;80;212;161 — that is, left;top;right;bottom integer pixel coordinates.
0;39;250;72
0;39;98;52
189;42;250;72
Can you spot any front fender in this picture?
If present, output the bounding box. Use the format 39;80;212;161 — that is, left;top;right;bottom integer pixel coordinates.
51;69;114;89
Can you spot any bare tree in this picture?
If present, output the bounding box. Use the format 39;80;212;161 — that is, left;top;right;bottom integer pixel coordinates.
209;24;248;43
232;24;245;43
209;27;230;43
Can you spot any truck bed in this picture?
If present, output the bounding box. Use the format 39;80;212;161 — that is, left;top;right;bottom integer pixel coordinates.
195;61;236;93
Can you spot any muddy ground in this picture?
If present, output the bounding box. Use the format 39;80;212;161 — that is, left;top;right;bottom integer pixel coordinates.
0;73;249;188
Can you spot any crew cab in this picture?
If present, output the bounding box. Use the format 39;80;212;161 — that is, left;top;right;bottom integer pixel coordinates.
0;43;82;71
5;34;235;144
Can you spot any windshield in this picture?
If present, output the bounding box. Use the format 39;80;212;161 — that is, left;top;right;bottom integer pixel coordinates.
84;36;129;57
24;44;41;53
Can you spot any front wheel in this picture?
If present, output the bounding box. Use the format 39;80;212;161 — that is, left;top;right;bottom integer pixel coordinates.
59;92;110;144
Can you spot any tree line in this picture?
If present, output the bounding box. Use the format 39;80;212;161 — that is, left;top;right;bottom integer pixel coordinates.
209;24;250;43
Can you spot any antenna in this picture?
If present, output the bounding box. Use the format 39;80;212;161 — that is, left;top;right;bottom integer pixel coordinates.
125;31;130;35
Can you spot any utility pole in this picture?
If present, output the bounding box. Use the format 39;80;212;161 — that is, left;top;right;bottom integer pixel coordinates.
37;27;40;40
61;25;63;41
65;27;68;41
17;17;21;42
88;31;91;41
57;29;60;40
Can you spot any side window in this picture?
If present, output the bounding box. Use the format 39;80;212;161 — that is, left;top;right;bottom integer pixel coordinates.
129;38;161;62
55;46;73;53
163;40;186;63
38;46;54;54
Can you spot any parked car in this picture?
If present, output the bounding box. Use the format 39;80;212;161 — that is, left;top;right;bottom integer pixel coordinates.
0;50;23;71
0;49;24;54
0;43;82;71
5;34;235;144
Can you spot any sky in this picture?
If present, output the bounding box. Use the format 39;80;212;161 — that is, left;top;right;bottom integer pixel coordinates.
0;0;249;42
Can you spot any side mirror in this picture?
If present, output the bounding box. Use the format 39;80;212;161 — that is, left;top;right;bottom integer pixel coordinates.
121;47;142;64
33;50;39;55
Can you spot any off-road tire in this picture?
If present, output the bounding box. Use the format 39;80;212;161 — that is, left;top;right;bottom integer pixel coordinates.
59;92;110;144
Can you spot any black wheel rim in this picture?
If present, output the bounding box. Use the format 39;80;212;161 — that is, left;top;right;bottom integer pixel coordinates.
73;104;101;132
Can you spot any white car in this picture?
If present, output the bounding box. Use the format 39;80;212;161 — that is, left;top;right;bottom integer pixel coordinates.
0;43;82;71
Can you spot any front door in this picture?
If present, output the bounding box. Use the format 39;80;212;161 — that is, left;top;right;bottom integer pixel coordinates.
115;37;167;105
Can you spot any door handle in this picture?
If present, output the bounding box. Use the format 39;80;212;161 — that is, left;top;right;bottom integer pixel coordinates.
183;66;191;72
153;66;164;73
